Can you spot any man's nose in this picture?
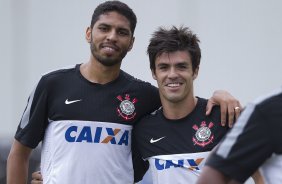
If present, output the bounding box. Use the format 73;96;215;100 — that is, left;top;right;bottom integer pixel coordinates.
106;30;118;41
168;67;178;79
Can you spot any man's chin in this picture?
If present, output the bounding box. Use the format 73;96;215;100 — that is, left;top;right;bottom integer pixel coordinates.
97;59;122;67
164;95;183;103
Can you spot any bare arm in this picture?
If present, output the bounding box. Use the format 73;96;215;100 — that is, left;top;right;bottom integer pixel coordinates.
206;90;242;128
197;166;243;184
252;170;265;184
7;139;32;184
197;166;230;184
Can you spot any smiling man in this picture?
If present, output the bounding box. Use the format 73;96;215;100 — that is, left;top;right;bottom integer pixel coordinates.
133;26;235;184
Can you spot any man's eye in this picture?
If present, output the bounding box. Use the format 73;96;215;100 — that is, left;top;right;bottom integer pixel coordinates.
158;66;167;70
118;30;129;36
99;27;108;32
177;64;188;69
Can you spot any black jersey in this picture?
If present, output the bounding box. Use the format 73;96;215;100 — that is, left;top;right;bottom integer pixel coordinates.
206;87;282;183
15;64;161;184
133;98;229;184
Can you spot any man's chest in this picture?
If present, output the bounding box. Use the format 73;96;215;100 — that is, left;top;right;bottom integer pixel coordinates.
46;87;150;124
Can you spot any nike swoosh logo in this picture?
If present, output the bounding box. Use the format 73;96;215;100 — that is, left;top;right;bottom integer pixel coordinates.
65;99;82;104
150;136;166;143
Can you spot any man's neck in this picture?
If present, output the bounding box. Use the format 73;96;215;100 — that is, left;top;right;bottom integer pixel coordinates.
162;96;198;120
80;59;121;84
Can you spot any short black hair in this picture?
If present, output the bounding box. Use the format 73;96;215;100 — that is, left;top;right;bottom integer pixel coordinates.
90;1;137;35
147;26;201;72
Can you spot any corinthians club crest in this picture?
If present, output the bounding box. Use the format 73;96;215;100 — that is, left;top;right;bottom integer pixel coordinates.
116;94;137;121
192;121;214;147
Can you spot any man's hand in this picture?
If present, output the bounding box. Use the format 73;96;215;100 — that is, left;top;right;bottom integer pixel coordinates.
31;171;43;184
206;90;242;127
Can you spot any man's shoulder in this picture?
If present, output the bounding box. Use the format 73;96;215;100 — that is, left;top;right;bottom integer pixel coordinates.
136;108;162;126
253;87;282;117
196;97;220;114
35;64;78;87
42;64;77;79
120;70;157;89
32;64;78;92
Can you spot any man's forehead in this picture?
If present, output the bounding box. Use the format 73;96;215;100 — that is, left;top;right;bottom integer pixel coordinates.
156;51;191;64
95;11;131;28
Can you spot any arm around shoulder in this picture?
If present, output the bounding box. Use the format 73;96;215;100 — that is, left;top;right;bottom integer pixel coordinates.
7;139;32;184
206;90;242;127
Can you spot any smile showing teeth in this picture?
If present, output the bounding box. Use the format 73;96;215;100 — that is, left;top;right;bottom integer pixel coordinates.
167;83;180;87
103;47;115;51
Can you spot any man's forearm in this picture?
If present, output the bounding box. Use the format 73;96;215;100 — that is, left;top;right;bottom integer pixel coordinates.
7;139;32;184
7;153;29;184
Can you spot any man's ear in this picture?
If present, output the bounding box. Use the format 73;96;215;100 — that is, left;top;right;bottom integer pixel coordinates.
85;27;92;43
151;69;157;80
193;67;199;80
127;36;135;51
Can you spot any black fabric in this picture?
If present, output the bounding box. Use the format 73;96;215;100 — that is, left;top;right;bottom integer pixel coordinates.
206;90;282;183
15;64;161;182
134;97;229;158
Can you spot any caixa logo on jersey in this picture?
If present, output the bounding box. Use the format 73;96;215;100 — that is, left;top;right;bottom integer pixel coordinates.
65;126;129;146
155;158;204;171
116;94;138;121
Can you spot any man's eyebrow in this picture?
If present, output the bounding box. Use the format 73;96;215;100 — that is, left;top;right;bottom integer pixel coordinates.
156;63;168;67
97;23;110;27
118;27;130;31
176;62;189;66
97;23;131;32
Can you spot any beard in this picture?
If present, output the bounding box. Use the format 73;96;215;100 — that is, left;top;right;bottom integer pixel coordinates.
90;40;127;67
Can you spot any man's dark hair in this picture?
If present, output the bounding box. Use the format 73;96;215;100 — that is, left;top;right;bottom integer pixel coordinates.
147;26;201;72
90;1;137;35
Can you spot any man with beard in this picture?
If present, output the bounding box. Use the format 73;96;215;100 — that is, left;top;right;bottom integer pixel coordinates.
7;1;241;184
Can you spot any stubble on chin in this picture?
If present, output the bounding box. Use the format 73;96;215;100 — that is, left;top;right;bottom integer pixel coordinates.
90;42;126;67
